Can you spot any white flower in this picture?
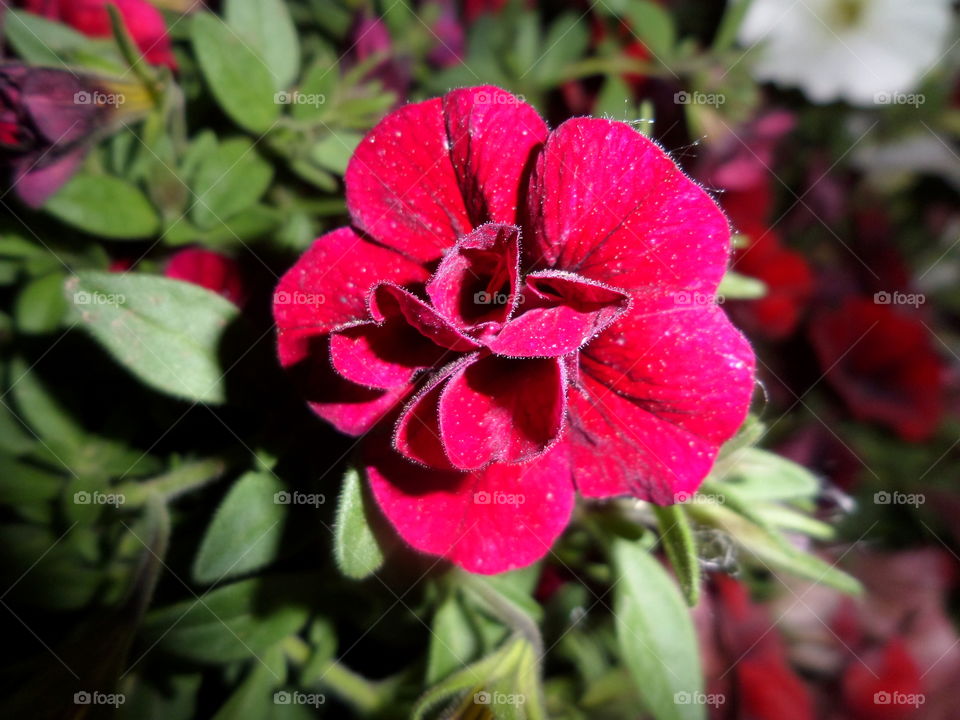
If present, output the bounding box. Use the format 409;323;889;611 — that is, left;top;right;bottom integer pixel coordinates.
738;0;955;105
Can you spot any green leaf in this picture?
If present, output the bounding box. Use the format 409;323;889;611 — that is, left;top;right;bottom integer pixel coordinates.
211;645;286;720
621;1;676;61
718;271;767;300
191;13;280;133
190;138;274;230
225;0;301;90
143;575;314;664
535;13;589;83
333;467;384;580
309;131;363;175
9;355;86;453
15;272;67;334
427;594;478;684
715;448;820;502
4;10;96;65
44;175;160;239
652;505;701;607
290;53;337;121
612;538;704;720
714;0;756;52
65;272;240;403
193;471;287;584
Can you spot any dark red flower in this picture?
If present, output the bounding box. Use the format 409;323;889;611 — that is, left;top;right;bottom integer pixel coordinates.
842;638;924;720
21;0;177;69
164;248;247;306
809;298;944;442
274;86;754;573
0;64;143;207
728;223;814;340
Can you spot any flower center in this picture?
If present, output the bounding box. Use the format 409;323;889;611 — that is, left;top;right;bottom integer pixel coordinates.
830;0;867;29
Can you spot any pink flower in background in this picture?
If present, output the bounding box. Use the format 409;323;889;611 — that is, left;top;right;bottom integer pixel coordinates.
274;86;754;573
165;248;247;306
22;0;178;69
0;65;116;207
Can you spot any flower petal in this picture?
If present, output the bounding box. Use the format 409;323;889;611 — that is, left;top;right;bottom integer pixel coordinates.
525;118;729;294
370;283;481;351
438;355;566;470
442;86;548;226
329;319;452;390
346;98;471;263
277;327;409;436
394;354;477;469
488;270;631;357
274;227;428;336
569;303;754;502
366;440;574;574
425;223;521;331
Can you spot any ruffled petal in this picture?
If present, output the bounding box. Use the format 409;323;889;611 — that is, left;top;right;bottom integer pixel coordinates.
425;223;521;331
329;319;451;390
273;227;428;336
370;283;481;351
366;440;574;574
346;98;471;263
438;355;566;470
488;270;631;357
277;327;410;436
569;302;754;502
525;118;729;294
442;86;548;226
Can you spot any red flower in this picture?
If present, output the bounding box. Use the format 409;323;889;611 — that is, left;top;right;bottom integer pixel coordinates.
842;638;924;720
274;86;754;573
22;0;177;69
164;248;246;306
728;223;814;340
809;298;944;441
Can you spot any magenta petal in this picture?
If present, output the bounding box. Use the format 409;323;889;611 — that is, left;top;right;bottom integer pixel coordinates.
13;146;85;208
438;355;566;470
369;283;481;352
425;223;521;330
569;304;754;502
366;441;574;574
277;327;410;436
526;118;729;295
274;227;428;337
329;319;451;390
442;86;548;226
394;355;477;469
346;98;471;263
489;270;631;357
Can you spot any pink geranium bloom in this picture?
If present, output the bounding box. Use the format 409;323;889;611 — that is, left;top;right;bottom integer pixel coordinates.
274;86;754;574
165;248;247;306
22;0;178;69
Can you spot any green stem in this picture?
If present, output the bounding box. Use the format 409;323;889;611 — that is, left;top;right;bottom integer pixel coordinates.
116;458;226;506
285;636;391;715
